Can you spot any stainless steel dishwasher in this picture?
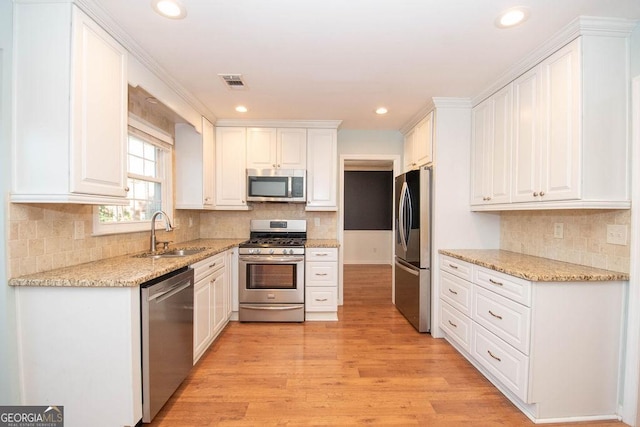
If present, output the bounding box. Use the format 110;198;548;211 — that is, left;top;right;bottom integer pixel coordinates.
141;267;194;423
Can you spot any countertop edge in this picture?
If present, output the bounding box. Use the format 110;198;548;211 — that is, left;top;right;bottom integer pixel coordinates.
439;249;629;282
9;239;247;288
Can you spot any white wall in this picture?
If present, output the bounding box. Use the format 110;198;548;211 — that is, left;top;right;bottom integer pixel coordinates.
343;230;392;264
0;0;19;404
626;22;640;427
430;99;501;338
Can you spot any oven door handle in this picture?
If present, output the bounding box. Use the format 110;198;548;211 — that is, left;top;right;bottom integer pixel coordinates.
241;305;303;311
239;256;305;263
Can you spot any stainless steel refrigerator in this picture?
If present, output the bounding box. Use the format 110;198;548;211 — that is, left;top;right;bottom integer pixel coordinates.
394;165;431;332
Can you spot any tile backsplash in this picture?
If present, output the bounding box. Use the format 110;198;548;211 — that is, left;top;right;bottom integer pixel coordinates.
7;201;336;278
8;203;200;278
500;209;631;274
200;203;337;240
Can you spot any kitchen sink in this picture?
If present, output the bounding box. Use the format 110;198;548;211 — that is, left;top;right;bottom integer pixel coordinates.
135;248;205;259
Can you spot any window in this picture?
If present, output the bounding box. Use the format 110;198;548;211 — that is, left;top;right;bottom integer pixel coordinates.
93;117;173;235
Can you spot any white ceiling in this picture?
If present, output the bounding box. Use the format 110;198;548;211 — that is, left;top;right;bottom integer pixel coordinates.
89;0;640;130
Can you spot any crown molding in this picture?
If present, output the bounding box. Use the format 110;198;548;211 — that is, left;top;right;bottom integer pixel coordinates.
74;0;216;122
399;100;435;135
214;119;342;129
399;98;472;135
472;16;638;106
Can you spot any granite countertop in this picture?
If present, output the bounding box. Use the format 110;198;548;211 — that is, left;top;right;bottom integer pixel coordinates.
9;239;247;288
305;239;340;248
439;249;629;282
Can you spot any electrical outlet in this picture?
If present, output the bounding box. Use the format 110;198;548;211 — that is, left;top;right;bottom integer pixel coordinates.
606;224;628;245
553;223;564;239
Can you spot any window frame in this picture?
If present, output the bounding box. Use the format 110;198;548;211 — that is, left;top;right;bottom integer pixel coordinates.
92;115;174;236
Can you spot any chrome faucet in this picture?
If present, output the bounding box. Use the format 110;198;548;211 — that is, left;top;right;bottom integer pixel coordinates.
150;210;173;253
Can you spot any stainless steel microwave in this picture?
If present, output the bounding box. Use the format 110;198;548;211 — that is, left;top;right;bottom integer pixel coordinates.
246;169;306;202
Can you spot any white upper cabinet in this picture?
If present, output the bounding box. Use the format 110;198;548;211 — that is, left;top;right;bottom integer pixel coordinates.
471;21;633;211
471;85;512;206
306;129;337;211
175;117;215;209
215;127;249;209
12;3;128;204
403;112;433;172
513;41;580;204
246;128;306;170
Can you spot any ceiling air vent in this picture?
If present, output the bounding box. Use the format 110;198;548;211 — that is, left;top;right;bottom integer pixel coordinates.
218;74;247;90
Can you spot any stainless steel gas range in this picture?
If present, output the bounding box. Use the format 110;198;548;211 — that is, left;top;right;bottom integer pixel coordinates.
238;219;306;322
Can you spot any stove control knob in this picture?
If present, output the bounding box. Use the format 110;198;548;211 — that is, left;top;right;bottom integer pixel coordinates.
282;249;288;255
288;249;295;255
269;249;275;255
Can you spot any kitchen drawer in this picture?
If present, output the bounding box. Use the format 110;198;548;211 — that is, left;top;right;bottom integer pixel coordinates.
306;262;338;286
471;323;529;402
191;252;225;283
306;247;338;262
440;300;472;353
473;286;531;355
440;255;473;281
440;271;472;316
474;266;531;307
305;287;338;311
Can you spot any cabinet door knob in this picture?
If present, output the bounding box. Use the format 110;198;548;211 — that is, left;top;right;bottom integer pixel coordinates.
124;186;130;192
533;192;539;197
540;191;545;197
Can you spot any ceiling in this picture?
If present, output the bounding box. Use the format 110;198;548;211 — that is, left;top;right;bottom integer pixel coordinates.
89;0;640;130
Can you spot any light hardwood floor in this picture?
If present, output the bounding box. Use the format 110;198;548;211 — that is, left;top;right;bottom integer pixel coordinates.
149;265;624;426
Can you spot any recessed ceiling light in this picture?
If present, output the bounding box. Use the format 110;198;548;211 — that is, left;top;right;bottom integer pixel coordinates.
151;0;187;19
375;107;388;115
235;106;248;113
495;7;530;29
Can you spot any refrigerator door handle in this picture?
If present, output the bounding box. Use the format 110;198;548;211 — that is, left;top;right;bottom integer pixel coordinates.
405;185;413;247
398;182;408;251
395;258;419;276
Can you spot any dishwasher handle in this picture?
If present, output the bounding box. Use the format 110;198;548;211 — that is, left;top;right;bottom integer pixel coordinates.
149;281;192;303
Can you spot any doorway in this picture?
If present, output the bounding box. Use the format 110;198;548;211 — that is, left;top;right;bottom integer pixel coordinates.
338;155;401;306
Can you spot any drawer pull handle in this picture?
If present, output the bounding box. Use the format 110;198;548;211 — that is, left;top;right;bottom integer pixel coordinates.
315;298;328;302
448;320;458;328
448;288;458;295
316;253;329;257
488;310;503;320
488;350;502;362
315;273;328;276
489;278;504;286
209;263;217;268
448;264;459;269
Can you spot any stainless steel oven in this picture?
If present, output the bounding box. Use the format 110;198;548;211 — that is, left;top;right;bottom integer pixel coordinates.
238;219;306;322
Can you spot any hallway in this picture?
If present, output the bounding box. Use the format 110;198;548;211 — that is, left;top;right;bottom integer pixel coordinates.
149;265;622;426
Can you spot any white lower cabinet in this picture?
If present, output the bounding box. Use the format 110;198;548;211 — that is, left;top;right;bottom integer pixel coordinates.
305;247;338;320
439;254;624;422
192;250;233;364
